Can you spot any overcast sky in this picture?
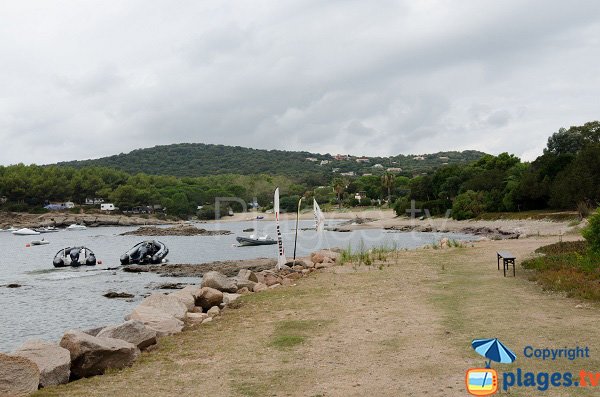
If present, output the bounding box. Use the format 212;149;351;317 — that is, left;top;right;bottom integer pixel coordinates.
1;0;599;165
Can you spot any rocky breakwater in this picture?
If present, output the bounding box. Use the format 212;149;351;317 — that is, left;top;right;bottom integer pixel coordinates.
120;224;232;236
8;212;172;229
0;249;340;395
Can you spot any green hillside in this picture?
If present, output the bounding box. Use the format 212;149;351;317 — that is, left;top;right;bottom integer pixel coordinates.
57;143;486;179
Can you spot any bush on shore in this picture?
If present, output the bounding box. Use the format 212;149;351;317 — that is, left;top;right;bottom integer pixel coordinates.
582;207;600;253
522;241;600;300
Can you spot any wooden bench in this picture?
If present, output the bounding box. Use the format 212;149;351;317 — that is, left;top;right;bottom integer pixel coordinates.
497;251;516;277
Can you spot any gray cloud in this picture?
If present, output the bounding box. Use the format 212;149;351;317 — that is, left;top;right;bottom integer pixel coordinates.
1;0;599;165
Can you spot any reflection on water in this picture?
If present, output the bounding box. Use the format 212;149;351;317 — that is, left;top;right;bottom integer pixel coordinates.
0;219;474;351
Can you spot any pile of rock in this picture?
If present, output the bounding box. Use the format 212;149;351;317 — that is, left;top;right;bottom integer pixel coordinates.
0;250;340;396
120;225;231;236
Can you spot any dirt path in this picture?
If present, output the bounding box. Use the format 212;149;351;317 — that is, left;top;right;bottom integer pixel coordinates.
37;236;600;397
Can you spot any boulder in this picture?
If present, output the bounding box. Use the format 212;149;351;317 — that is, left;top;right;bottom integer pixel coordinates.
201;271;237;293
97;320;157;350
13;340;70;387
222;293;241;305
126;306;184;337
286;272;302;280
195;287;223;310
139;293;188;320
185;312;208;324
297;257;314;268
82;326;105;337
280;278;293;286
207;306;220;317
264;274;281;287
59;330;140;379
234;278;256;291
237;269;258;283
315;261;334;269
170;286;198;311
253;283;268;292
311;250;340;264
0;353;40;396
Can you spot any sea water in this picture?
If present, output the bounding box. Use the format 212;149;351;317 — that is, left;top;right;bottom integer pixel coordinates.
0;219;474;351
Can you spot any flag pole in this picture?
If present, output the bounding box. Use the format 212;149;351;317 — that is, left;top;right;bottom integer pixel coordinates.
293;197;303;262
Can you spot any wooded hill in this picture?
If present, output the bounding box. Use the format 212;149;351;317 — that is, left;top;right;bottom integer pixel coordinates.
57;143;485;180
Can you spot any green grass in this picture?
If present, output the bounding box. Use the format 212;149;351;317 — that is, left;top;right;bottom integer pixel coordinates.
338;241;398;267
270;319;331;350
522;241;600;300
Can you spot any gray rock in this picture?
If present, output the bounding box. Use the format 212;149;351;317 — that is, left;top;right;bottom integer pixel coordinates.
253;283;268;292
139;293;188;320
237;269;258;282
97;320;157;350
0;353;40;396
126;306;184;337
195;287;223;310
59;330;140;379
170;286;199;311
201;271;237;292
13;340;71;388
82;326;105;337
233;278;256;291
222;293;241;305
206;306;220;317
185;312;208;323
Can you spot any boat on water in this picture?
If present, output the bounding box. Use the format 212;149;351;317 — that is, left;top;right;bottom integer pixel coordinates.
66;224;87;231
236;234;277;246
53;246;96;267
12;228;41;236
35;226;60;233
3;226;18;232
31;239;50;246
120;240;169;265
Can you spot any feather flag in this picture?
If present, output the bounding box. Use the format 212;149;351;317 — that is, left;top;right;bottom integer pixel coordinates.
314;199;325;232
274;187;287;269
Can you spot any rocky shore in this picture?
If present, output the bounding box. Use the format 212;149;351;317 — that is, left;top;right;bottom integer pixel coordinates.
122;257;278;277
0;212;171;229
0;250;339;396
120;225;231;237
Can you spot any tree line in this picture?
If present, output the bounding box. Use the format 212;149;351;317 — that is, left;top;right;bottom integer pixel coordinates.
0;121;598;219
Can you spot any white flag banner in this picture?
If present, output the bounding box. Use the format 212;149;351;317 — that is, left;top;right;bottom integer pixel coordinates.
274;187;287;268
314;199;325;232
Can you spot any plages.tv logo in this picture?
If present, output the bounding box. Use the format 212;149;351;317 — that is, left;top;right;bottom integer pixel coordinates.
466;338;517;396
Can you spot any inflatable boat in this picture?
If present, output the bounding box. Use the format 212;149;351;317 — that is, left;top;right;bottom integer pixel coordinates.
120;240;169;265
53;246;97;267
236;234;277;246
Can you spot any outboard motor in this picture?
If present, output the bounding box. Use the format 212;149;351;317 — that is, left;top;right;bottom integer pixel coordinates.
69;247;82;267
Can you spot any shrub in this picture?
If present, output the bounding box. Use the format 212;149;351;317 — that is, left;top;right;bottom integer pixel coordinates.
393;197;422;217
452;190;485;220
582;207;600;253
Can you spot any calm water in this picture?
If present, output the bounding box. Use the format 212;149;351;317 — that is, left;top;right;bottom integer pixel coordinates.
0;219;474;352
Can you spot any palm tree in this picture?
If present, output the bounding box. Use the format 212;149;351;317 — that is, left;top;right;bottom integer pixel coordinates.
332;177;347;209
381;173;394;204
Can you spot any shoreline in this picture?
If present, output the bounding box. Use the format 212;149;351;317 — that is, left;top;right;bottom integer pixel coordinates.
28;233;599;397
1;208;581;239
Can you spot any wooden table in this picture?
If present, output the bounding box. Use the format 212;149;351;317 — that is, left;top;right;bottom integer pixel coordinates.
497;251;516;277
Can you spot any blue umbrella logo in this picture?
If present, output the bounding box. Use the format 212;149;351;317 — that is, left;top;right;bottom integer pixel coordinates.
471;338;516;389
